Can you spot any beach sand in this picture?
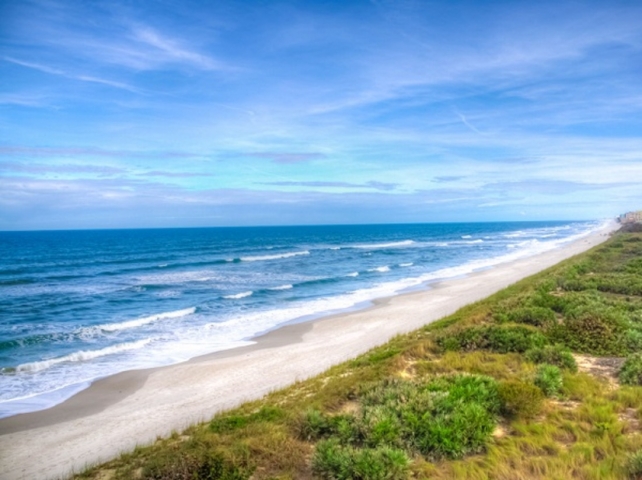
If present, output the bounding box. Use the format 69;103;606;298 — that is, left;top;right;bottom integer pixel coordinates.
0;221;619;480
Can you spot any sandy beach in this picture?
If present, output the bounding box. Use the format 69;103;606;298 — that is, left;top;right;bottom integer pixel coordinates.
0;221;618;480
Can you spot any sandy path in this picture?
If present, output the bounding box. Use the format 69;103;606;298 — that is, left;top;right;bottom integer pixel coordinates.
0;221;618;480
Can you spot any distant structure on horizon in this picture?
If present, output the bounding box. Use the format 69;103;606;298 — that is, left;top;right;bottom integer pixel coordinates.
619;210;642;224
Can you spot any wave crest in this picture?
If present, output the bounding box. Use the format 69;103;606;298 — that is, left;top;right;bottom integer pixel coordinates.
224;291;253;299
239;251;309;262
91;307;196;333
353;240;415;249
16;339;153;373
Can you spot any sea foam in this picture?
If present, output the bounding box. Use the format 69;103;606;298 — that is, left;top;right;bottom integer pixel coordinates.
17;339;153;373
224;291;254;299
353;240;415;249
89;307;196;333
239;251;310;262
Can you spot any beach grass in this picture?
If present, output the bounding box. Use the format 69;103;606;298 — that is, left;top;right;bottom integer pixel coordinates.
73;229;642;479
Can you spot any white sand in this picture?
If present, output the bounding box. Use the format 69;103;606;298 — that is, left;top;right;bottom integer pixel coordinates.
0;221;618;480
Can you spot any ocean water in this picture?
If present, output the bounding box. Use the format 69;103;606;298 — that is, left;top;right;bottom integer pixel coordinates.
0;221;606;418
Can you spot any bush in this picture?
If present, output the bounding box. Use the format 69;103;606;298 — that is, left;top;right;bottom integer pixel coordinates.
210;406;285;433
626;450;642;479
437;325;547;354
414;401;496;458
364;375;500;459
312;439;409;480
296;409;355;441
525;344;577;372
548;306;628;355
534;364;563;397
308;375;500;462
619;353;642;386
497;379;544;419
507;307;556;327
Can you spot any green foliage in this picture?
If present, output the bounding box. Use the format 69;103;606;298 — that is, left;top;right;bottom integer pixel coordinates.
497;379;544;418
626;450;642;479
308;375;500;462
619;353;642;386
210;406;285;433
507;306;556;327
534;364;563;397
525;344;578;372
297;409;335;441
437;325;547;354
548;304;629;355
312;439;410;480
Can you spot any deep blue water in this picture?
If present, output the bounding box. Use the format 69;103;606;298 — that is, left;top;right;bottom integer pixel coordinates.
0;221;605;417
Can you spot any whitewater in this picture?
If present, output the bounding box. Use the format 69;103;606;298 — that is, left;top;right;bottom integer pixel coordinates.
0;220;607;418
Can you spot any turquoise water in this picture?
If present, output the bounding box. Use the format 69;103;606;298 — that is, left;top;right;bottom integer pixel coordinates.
0;221;604;417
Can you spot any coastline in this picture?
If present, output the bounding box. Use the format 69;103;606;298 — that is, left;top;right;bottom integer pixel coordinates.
0;220;618;480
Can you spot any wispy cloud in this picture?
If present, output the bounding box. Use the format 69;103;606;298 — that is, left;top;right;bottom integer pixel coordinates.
139;170;214;178
132;26;224;71
0;161;125;175
246;152;326;164
0;146;205;159
4;55;142;93
4;56;140;93
261;180;398;191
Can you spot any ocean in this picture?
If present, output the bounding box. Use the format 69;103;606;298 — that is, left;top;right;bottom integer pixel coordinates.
0;220;606;418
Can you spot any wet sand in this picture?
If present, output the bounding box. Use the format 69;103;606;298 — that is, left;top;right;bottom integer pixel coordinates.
0;221;618;479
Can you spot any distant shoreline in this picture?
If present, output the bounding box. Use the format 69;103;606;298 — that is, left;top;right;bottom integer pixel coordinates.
0;220;618;480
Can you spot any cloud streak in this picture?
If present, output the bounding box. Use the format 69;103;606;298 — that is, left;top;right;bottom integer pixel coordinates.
261;180;398;191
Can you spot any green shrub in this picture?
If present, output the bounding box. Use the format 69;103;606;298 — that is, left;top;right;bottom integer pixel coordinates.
497;379;544;418
619;353;642;386
548;306;628;355
626;450;642;479
360;375;500;459
525;344;578;372
437;325;547;354
309;376;500;462
413;401;496;458
210;406;285;433
508;306;556;327
622;329;642;353
297;409;330;440
312;439;409;480
534;364;563;397
358;405;403;448
209;415;248;433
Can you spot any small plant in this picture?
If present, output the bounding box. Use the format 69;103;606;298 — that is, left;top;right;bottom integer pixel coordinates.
296;409;336;440
312;439;409;480
497;379;544;418
619;353;642;386
508;306;556;327
210;405;285;433
534;364;563;397
548;302;628;355
437;325;547;354
626;450;642;479
525;344;577;372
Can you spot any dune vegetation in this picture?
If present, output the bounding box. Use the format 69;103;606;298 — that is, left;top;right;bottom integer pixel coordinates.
74;229;642;480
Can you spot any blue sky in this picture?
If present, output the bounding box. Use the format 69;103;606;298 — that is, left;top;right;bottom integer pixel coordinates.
1;0;641;229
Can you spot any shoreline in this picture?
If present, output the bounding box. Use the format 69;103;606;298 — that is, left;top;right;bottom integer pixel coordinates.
0;220;618;480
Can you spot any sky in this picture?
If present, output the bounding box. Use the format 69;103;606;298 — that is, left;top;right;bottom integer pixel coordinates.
1;0;642;230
